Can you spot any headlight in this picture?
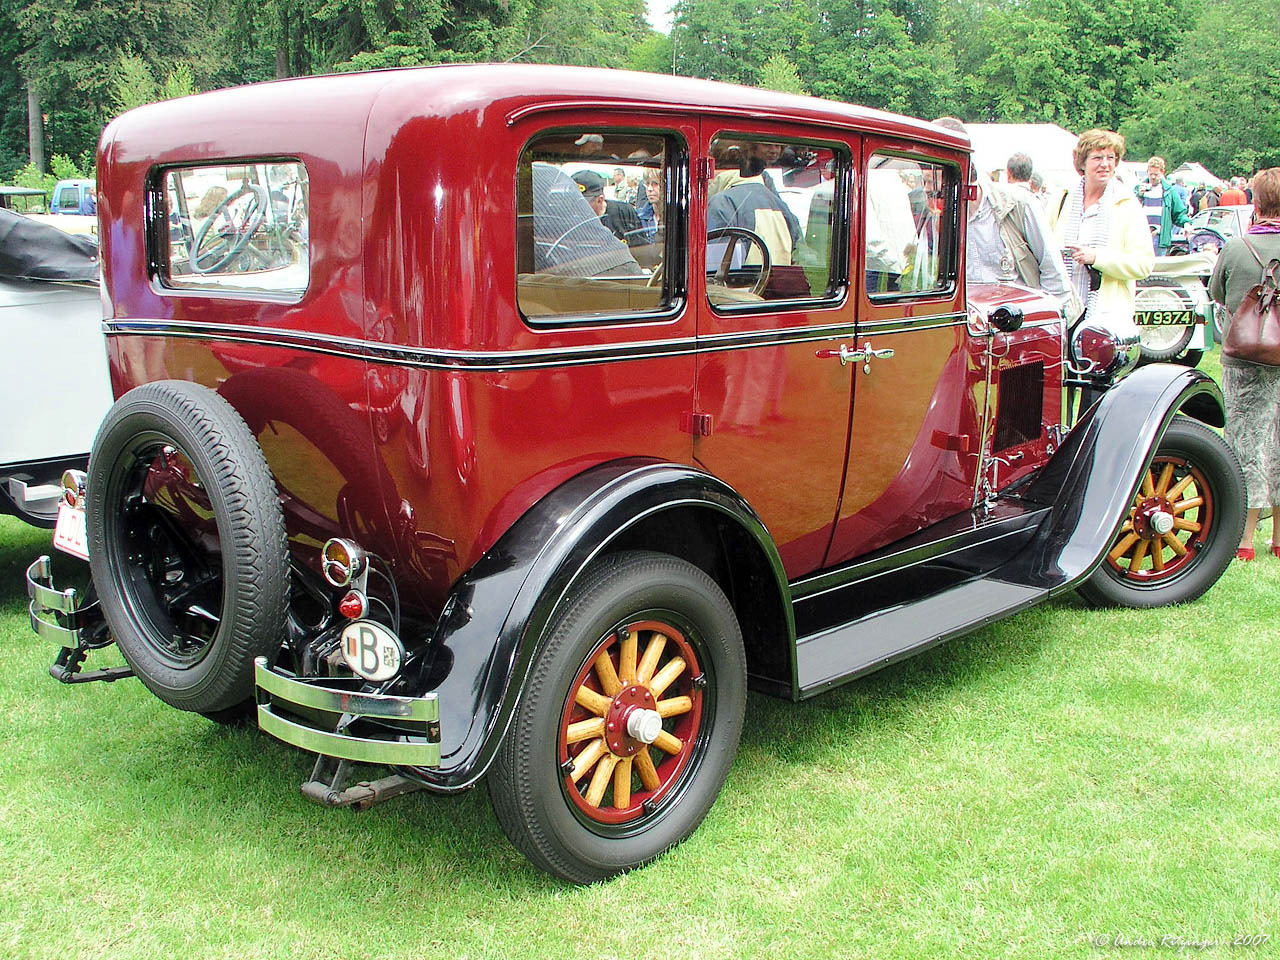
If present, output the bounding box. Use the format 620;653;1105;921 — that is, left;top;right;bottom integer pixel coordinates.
1071;321;1140;381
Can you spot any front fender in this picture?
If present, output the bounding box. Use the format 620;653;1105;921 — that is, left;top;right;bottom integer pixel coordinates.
407;458;788;791
1014;364;1224;592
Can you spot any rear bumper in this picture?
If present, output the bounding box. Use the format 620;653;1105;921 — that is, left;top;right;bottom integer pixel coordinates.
254;658;441;767
26;555;93;646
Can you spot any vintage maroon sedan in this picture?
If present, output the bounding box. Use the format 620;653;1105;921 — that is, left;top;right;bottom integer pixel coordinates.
27;65;1243;883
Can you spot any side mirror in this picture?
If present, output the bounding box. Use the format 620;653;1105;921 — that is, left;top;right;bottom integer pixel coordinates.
989;305;1024;332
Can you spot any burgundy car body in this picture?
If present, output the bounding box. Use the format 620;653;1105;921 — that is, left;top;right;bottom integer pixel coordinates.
27;65;1235;882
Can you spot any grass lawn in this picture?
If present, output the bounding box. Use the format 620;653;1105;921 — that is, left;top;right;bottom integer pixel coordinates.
2;375;1277;958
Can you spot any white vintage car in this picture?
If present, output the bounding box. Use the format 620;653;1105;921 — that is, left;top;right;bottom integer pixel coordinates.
0;210;112;525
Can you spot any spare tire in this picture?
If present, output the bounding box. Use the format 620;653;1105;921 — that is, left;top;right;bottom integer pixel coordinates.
86;380;289;713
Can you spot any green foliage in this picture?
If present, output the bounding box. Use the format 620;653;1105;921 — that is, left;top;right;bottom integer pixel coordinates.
758;53;807;95
10;153;89;195
1122;0;1280;177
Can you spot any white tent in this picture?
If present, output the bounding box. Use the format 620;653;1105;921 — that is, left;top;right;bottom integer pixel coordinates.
1169;161;1225;189
964;123;1080;195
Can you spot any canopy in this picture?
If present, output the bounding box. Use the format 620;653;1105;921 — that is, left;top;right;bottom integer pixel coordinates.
964;123;1080;195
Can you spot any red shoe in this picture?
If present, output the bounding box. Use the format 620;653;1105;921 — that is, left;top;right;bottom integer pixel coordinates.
1236;546;1256;561
1271;543;1280;559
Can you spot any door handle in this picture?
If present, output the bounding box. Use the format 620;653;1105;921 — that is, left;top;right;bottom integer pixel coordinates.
816;343;895;371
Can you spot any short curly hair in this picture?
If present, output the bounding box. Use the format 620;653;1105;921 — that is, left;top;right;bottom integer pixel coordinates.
1072;129;1126;175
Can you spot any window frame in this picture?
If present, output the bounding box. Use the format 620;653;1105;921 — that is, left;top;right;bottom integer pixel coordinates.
146;156;312;304
514;126;689;329
704;131;852;317
861;147;963;305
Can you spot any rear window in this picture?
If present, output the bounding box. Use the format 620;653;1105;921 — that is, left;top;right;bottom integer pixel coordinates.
159;161;309;298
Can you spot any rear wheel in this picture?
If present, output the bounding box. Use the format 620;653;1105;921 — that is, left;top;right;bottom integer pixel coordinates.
86;381;289;713
1078;418;1244;609
488;551;746;883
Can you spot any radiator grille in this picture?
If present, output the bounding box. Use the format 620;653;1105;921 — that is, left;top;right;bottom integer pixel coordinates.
993;361;1044;452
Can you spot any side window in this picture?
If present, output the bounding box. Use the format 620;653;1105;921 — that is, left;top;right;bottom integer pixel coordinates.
706;136;844;308
159;161;309;298
516;131;680;323
865;154;957;297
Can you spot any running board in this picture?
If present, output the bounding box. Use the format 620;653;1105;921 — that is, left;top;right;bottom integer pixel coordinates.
796;576;1044;697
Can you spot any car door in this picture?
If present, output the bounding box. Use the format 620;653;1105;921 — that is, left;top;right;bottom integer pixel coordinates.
692;122;857;577
823;142;987;565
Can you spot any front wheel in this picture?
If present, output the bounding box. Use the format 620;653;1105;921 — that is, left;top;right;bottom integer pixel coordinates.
1078;417;1244;609
488;551;746;884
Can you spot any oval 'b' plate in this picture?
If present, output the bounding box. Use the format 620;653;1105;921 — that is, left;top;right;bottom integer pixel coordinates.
340;620;404;682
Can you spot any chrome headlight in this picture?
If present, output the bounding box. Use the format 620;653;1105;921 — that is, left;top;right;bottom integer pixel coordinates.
1070;321;1140;381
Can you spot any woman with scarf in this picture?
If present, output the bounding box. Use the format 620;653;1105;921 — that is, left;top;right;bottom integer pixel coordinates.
1209;167;1280;560
1048;129;1154;333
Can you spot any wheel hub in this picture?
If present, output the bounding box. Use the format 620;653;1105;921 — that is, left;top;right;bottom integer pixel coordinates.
605;684;659;756
1133;497;1175;540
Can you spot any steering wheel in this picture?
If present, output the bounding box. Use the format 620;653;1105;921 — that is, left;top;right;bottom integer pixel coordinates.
706;226;772;297
190;183;268;274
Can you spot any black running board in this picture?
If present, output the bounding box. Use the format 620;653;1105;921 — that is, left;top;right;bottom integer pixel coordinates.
795;576;1044;697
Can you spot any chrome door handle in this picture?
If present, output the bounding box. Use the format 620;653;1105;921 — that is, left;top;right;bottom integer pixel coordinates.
816;343;895;370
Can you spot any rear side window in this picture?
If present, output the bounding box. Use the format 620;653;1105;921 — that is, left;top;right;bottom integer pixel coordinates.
516;131;681;323
159;161;309;298
706;135;846;309
864;154;959;298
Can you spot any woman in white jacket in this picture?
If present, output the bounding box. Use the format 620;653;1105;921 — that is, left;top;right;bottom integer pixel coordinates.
1048;129;1153;331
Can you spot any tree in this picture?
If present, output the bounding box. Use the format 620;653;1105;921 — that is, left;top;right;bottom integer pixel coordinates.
758;53;806;95
1122;0;1280;176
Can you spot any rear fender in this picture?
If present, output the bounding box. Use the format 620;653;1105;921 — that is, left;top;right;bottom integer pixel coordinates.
410;459;790;791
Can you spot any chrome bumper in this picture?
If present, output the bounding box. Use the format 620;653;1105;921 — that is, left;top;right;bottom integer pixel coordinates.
26;555;89;646
254;658;441;767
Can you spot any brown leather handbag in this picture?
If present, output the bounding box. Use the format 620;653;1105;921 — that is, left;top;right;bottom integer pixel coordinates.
1222;236;1280;366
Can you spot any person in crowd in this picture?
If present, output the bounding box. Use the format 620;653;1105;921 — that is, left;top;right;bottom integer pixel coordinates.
1029;172;1049;206
1199;185;1220;211
935;119;1071;314
1047;129;1153;332
607;167;628;201
706;141;802;265
1006;152;1035;192
1190;183;1207;211
635;169;664;243
1172;176;1190;206
1208;167;1280;561
571;170;645;245
1134;155;1190;255
1219;177;1248;205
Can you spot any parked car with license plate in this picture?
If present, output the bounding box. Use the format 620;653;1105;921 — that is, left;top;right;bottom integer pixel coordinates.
26;65;1245;883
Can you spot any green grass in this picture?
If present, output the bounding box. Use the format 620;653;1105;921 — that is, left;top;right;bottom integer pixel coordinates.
2;454;1278;959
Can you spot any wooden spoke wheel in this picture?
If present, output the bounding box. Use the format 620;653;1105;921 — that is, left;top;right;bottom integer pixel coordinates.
488;551;745;884
1106;454;1213;582
1079;418;1244;609
558;619;704;825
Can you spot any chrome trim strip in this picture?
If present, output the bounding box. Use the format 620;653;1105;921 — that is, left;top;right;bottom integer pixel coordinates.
29;604;80;645
26;556;79;614
104;311;969;371
254;659;439;721
256;704;441;766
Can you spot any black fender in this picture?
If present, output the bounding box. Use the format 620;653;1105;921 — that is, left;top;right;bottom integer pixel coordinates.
406;458;791;791
1013;364;1225;591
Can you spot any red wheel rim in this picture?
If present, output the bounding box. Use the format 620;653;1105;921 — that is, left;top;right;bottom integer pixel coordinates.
1106;454;1214;582
558;619;704;825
